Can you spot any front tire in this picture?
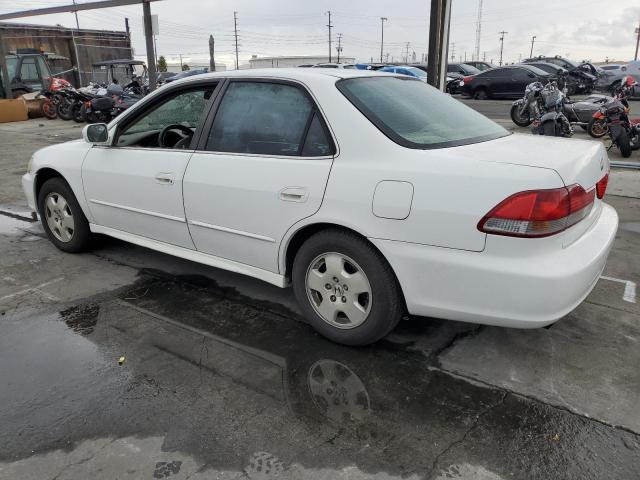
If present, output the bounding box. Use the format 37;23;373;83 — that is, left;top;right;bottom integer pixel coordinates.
292;229;404;346
37;177;93;253
510;104;532;127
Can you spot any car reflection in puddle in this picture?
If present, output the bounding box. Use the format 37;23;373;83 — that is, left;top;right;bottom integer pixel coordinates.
1;274;639;479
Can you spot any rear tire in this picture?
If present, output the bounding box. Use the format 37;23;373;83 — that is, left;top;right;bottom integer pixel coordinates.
292;229;404;346
42;101;57;119
56;98;73;121
510;104;532;127
37;177;93;253
71;101;86;123
473;88;489;100
616;129;632;158
542;121;557;136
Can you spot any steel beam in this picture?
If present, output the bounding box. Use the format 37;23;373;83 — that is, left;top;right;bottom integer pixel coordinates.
0;0;160;21
426;0;452;91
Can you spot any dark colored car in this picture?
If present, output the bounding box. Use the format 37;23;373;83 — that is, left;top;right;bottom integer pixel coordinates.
459;65;551;100
164;68;209;83
523;56;598;94
464;61;495;72
447;62;482;77
521;62;583;95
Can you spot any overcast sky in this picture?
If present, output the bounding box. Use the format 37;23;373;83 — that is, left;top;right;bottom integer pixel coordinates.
1;0;639;68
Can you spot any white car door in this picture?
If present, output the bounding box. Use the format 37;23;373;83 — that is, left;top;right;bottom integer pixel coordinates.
82;83;219;249
183;79;335;273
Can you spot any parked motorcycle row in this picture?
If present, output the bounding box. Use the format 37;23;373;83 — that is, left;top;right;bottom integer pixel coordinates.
511;75;640;158
38;76;145;124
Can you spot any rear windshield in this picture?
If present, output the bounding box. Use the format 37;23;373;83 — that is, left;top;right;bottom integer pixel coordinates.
337;76;508;149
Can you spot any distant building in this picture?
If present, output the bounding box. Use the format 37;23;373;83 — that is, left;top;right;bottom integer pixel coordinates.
248;55;356;69
0;22;132;87
165;61;226;73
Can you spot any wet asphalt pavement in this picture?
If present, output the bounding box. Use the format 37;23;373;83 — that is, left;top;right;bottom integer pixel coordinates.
1;114;640;479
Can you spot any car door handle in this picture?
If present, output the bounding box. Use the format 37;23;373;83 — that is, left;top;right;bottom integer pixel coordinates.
279;187;308;203
155;173;175;185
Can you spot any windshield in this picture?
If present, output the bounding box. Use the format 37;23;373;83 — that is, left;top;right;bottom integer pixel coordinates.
337;76;508;149
523;65;551;77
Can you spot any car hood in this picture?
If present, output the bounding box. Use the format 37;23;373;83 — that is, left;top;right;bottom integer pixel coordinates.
469;133;608;190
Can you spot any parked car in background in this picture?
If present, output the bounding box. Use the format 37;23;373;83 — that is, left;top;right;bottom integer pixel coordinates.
521;61;584;95
464;61;495;71
447;62;482;77
312;63;357;69
460;64;551;99
523;56;598;94
378;66;428;81
23;68;616;346
596;62;640;96
164;68;209;83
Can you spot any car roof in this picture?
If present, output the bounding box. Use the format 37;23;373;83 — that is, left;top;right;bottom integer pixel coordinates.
167;68;392;86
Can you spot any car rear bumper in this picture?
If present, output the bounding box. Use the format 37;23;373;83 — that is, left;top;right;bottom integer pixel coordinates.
22;172;36;212
371;203;618;328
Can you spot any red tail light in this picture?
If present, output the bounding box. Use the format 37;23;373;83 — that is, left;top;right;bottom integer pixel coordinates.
478;185;595;238
596;173;608;199
463;76;474;84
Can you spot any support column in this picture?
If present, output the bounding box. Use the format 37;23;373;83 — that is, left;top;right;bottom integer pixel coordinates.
143;0;157;92
426;0;452;91
0;28;12;98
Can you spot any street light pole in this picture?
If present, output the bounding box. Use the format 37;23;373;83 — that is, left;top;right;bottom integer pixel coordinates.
498;31;508;66
530;35;536;58
380;17;387;63
635;24;640;61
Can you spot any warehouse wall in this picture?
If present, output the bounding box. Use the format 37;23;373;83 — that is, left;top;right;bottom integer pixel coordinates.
0;23;131;86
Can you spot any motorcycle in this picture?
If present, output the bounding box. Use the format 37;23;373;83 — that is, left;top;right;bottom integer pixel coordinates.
591;81;640;158
537;84;573;137
37;76;72;120
512;77;613;137
587;76;637;140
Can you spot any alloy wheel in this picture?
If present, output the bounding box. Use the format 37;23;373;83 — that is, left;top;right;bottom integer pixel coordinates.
44;192;75;242
305;252;372;329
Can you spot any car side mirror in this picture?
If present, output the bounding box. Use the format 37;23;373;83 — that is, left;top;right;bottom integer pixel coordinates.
82;123;109;145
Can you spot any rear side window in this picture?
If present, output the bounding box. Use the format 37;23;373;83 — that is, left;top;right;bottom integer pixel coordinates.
206;81;332;156
337;76;508;149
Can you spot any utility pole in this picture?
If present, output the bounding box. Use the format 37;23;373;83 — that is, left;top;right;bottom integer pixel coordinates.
498;31;508;66
380;17;387;63
71;0;80;29
635;23;640;61
125;17;130;39
233;11;239;70
404;42;411;63
209;34;215;72
530;35;536;58
474;0;483;61
326;11;333;63
336;33;343;63
450;42;455;62
483;51;486;61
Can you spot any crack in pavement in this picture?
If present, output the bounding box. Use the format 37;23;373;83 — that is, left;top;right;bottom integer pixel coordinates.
426;391;508;479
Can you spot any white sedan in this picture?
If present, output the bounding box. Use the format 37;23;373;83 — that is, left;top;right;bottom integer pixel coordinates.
22;69;618;346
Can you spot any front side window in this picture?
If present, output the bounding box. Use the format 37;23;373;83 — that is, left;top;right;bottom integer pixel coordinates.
6;58;18;80
337;76;508;149
117;86;216;148
206;82;327;156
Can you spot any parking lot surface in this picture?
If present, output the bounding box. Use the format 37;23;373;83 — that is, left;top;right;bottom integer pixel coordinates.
1;107;639;479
